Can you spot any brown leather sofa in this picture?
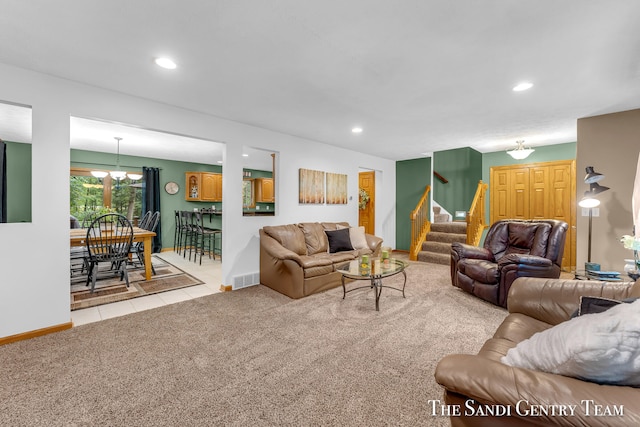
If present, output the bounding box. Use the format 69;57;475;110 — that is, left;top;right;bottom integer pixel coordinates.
435;277;640;427
451;219;568;307
259;222;383;298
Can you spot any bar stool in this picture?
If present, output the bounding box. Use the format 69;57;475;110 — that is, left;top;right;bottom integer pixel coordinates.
174;210;183;254
193;211;220;264
180;210;196;260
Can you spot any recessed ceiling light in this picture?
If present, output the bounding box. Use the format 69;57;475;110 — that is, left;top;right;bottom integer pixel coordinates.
217;160;223;164
242;153;249;157
352;127;363;134
513;82;533;92
155;57;177;70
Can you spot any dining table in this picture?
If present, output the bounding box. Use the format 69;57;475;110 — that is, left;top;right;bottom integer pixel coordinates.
70;227;157;281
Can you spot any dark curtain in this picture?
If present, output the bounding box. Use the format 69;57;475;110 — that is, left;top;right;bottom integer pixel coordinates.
142;167;162;252
0;140;6;223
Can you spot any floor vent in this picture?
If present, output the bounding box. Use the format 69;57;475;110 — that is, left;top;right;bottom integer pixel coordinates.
233;272;260;289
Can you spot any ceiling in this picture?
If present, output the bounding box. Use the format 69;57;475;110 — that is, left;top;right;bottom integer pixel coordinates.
1;1;640;162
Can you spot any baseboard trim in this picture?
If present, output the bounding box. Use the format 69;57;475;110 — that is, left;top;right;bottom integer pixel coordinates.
220;284;232;292
0;322;73;346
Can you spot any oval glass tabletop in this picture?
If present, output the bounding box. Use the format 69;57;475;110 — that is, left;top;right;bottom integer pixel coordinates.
337;258;407;279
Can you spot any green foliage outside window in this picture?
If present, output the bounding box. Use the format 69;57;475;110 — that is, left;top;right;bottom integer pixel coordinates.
70;175;141;224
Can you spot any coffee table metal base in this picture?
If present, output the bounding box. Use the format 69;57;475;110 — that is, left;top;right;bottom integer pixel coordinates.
341;271;407;311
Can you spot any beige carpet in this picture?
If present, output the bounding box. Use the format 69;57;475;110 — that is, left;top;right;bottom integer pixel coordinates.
2;261;506;426
70;258;204;310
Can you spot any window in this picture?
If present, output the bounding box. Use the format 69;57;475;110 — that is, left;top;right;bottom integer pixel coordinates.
70;167;142;225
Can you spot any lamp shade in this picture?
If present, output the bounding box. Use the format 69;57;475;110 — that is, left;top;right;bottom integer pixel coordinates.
584;166;604;184
589;182;610;195
127;173;143;181
90;170;108;178
507;140;534;160
110;170;127;179
578;193;601;208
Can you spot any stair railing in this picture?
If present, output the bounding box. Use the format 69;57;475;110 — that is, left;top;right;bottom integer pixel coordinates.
410;185;431;261
466;180;489;245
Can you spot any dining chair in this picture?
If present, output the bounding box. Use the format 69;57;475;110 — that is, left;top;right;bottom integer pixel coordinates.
137;210;152;230
85;213;134;292
130;211;160;274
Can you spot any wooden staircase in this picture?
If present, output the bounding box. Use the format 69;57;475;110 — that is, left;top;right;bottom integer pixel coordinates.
416;222;467;265
409;180;488;264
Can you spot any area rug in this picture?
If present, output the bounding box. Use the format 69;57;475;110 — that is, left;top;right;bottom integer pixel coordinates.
70;257;204;310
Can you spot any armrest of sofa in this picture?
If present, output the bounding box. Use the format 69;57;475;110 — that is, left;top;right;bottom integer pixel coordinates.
507;278;637;326
365;233;383;256
435;354;640;425
451;242;494;261
260;231;303;266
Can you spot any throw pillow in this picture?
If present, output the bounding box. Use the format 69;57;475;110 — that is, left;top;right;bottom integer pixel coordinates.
336;224;369;250
570;296;639;318
325;228;354;253
501;299;640;386
349;226;369;250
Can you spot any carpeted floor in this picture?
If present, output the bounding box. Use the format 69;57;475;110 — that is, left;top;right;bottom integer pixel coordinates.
70;258;204;310
1;261;507;426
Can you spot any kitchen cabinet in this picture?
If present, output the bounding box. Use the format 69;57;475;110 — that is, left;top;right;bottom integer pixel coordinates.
254;177;274;203
186;172;222;202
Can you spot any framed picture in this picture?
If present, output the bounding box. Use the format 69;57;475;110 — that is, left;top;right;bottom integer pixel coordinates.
299;168;325;204
326;172;347;204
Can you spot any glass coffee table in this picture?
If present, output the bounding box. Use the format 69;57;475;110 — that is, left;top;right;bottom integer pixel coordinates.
337;258;408;311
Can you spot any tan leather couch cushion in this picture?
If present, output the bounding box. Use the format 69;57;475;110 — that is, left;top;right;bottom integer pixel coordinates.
298;222;329;255
630;279;640;298
321;221;350;231
263;224;307;256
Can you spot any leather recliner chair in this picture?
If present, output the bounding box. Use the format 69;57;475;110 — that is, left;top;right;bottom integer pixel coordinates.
450;219;568;308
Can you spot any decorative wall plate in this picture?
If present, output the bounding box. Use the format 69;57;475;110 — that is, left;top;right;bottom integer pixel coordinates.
164;181;179;195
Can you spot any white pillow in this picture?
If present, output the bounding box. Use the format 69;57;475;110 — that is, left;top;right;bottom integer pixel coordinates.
501;299;640;386
335;224;369;250
349;226;369;250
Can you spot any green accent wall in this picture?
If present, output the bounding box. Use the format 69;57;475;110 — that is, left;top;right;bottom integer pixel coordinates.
71;149;223;249
5;141;32;222
433;147;482;216
396;157;431;250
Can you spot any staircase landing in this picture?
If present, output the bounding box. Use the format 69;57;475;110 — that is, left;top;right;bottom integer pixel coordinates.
417;221;467;265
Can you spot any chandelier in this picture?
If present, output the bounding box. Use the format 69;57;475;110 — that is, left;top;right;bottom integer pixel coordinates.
91;137;142;181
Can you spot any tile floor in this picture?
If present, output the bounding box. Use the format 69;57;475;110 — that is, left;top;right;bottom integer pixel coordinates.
71;250;223;327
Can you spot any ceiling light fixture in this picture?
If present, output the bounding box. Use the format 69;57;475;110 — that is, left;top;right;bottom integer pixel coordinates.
513;82;533;92
90;137;142;183
506;140;535;160
155;57;177;70
352;127;363;134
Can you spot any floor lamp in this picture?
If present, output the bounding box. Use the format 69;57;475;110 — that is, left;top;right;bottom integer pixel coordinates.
578;166;609;271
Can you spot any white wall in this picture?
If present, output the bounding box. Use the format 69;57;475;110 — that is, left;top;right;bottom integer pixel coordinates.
0;63;396;338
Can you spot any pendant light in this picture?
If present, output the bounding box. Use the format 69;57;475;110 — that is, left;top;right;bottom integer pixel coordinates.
90;137;142;181
109;137;126;180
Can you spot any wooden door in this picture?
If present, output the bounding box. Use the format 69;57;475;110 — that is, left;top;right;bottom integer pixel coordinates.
490;160;576;271
358;171;375;235
510;168;530;219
